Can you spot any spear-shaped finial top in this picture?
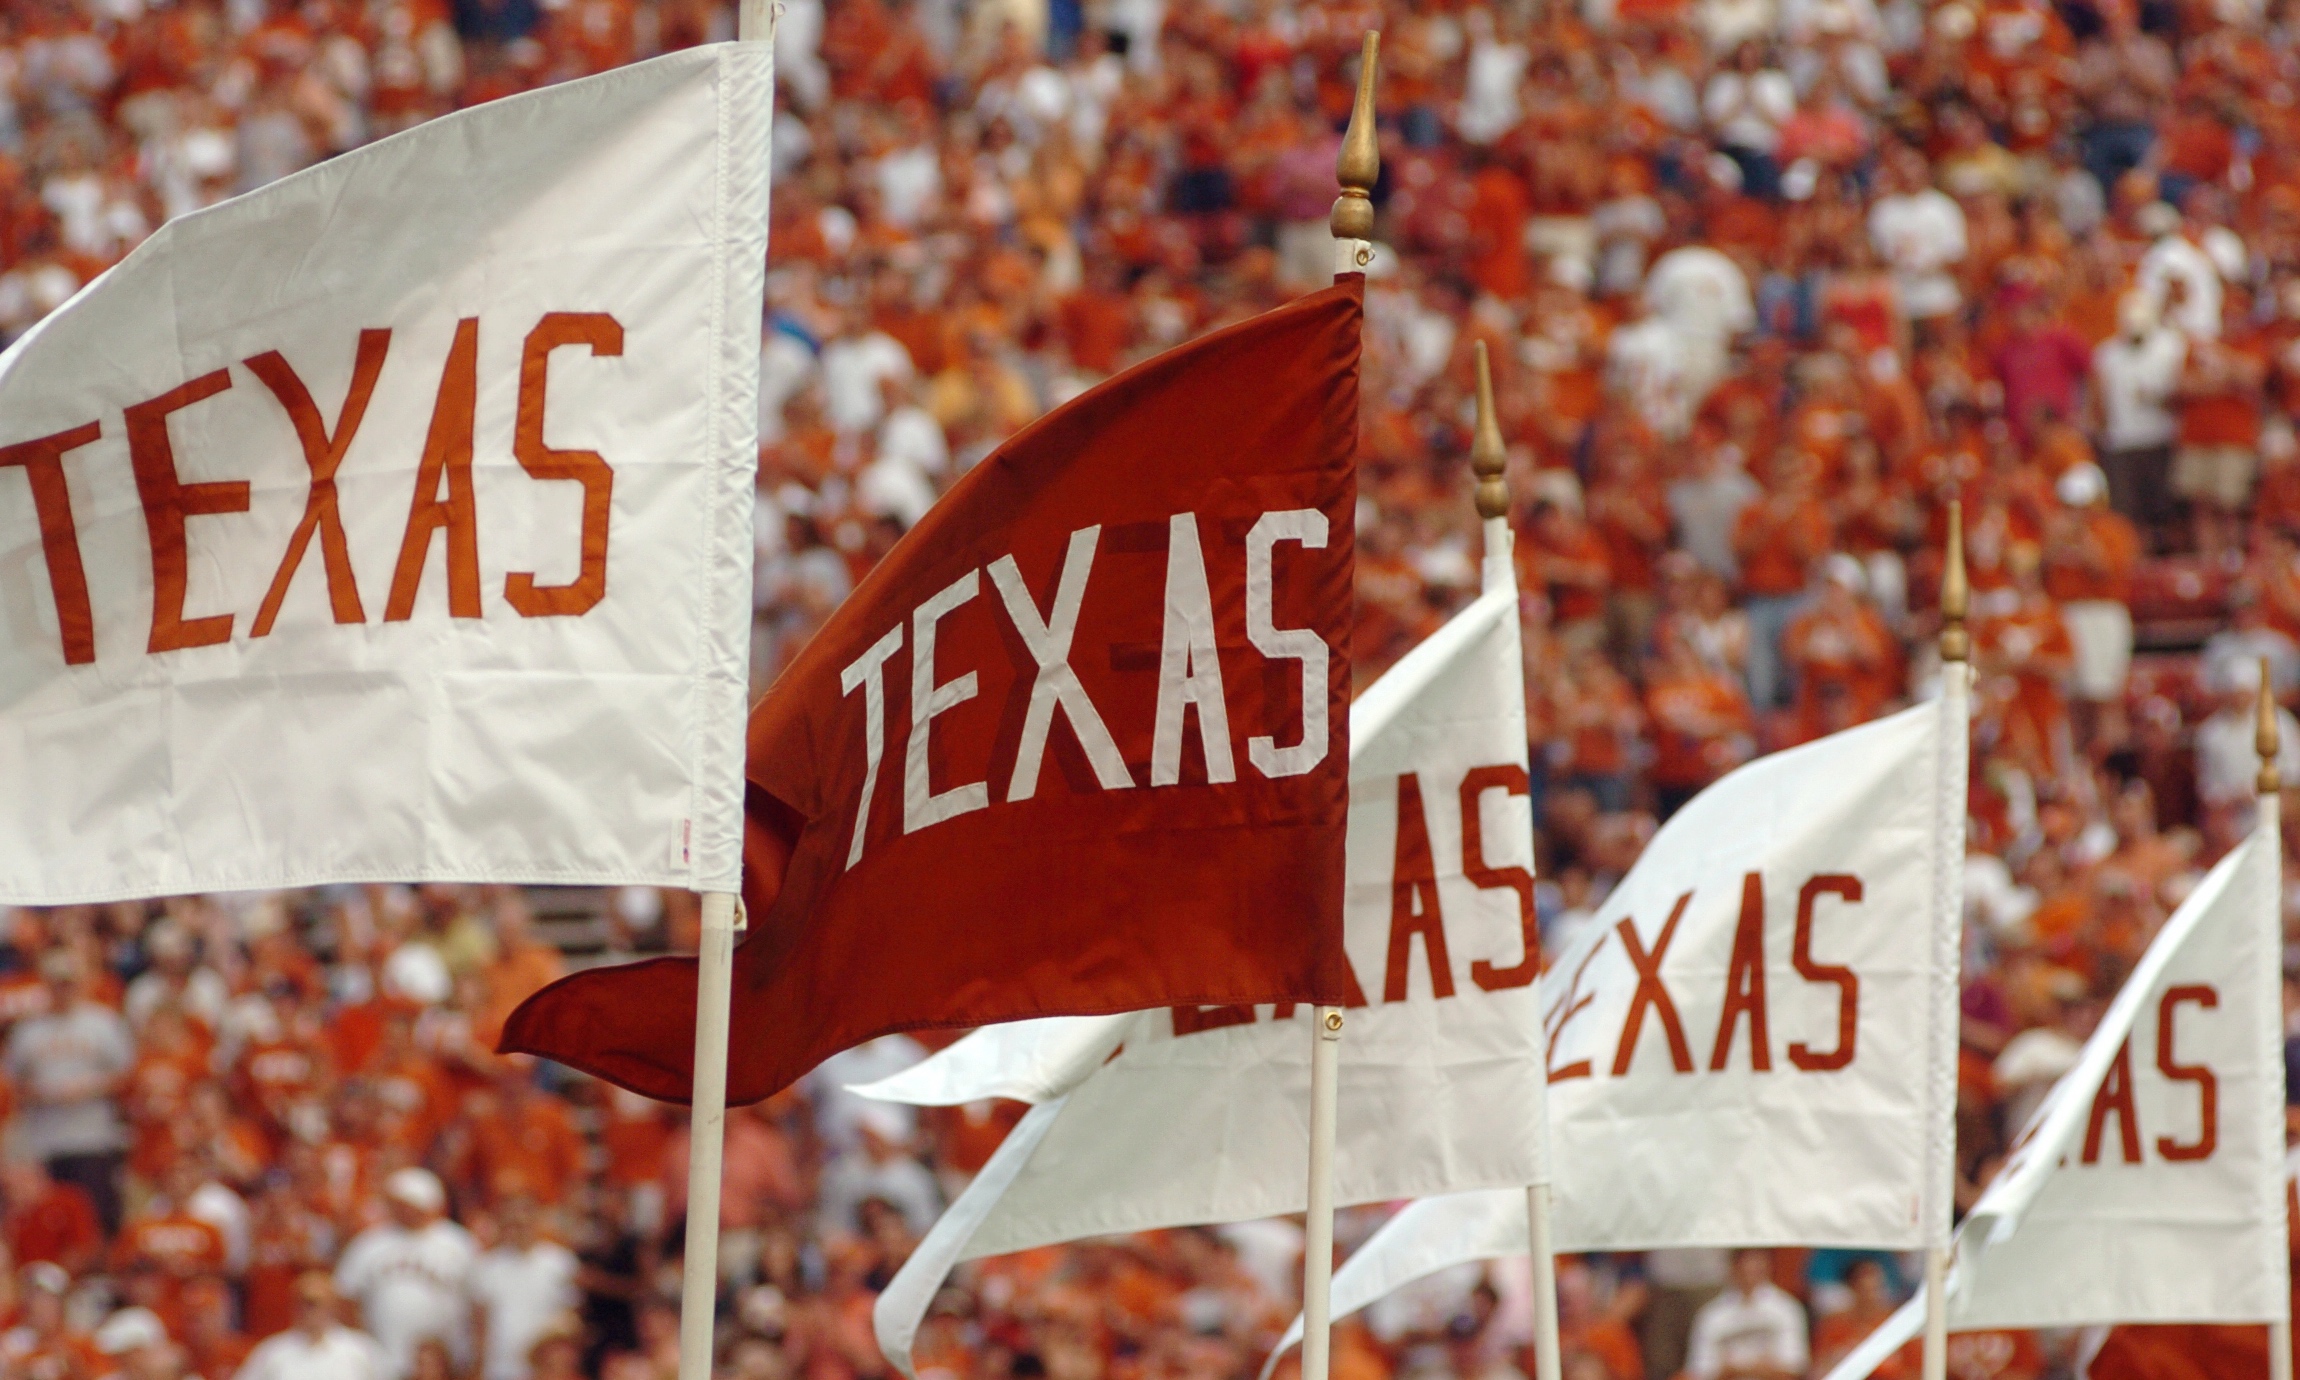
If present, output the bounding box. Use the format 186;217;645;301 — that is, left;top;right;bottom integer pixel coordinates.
1940;500;1969;665
1331;32;1381;246
1472;341;1508;521
2260;657;2282;796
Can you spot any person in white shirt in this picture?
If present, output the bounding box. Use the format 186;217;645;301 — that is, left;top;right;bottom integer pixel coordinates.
2137;229;2225;343
1608;298;1696;440
818;1099;944;1238
2092;292;2186;531
818;320;915;438
1867;144;1967;321
1702;42;1795;198
469;1198;578;1380
1683;1248;1808;1380
1644;244;1754;409
2136;193;2245;342
334;1168;477;1380
236;1273;391;1380
122;918;229;1034
806;1034;927;1155
2195;654;2300;831
5;950;135;1233
1456;9;1529;145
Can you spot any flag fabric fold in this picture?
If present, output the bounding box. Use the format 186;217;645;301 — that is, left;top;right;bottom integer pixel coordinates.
504;283;1365;1102
863;581;1545;1375
0;47;771;901
1823;827;2289;1380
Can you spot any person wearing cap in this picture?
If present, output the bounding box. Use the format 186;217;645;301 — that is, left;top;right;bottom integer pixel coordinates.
333;1169;475;1380
91;1306;175;1379
4;949;134;1236
235;1272;389;1380
2;1260;102;1379
2043;461;2141;743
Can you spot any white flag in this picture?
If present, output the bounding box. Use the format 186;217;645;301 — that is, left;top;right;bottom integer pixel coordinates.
0;47;770;900
1825;828;2289;1380
1274;700;1956;1359
863;583;1548;1374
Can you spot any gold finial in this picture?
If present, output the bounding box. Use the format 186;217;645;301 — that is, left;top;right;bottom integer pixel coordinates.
1330;32;1382;245
2260;657;2282;796
1472;341;1508;520
1940;500;1969;665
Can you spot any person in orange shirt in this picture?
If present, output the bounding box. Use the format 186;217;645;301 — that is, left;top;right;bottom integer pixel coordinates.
1464;151;1533;302
242;1176;336;1341
929;1099;1027;1185
1645;623;1757;817
1521;486;1614;655
471;895;565;1055
1588;445;1671;665
0;1159;100;1278
123;1005;211;1185
1810;1259;1918;1380
1733;448;1833;711
110;1161;227;1339
1976;543;2078;782
2173;286;2269;557
1549;645;1644;813
464;1063;583;1207
541;0;639;79
177;1275;252;1379
234;992;336;1146
1781;555;1902;744
362;1008;456;1157
1556;1259;1643;1380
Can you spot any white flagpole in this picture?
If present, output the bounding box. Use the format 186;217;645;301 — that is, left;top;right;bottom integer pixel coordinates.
2257;662;2292;1380
678;891;743;1380
1471;341;1561;1380
1302;34;1378;1380
1922;505;1971;1380
677;9;772;1380
1302;1004;1344;1380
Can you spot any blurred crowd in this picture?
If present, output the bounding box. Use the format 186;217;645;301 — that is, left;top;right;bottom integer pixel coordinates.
9;0;2300;1373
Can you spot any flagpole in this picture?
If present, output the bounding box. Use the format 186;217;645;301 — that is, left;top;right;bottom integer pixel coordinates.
2258;662;2292;1380
1301;35;1378;1380
1471;341;1560;1380
1922;504;1971;1380
676;9;771;1380
678;891;742;1380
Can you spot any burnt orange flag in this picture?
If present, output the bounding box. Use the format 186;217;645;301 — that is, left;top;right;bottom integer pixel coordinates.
502;280;1363;1101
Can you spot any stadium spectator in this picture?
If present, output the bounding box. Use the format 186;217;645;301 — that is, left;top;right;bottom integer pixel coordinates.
1683;1249;1808;1380
335;1168;476;1380
6;949;133;1235
470;1197;579;1380
235;1271;392;1380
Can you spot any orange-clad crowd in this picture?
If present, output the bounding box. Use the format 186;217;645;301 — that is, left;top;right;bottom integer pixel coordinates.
4;0;2300;1374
